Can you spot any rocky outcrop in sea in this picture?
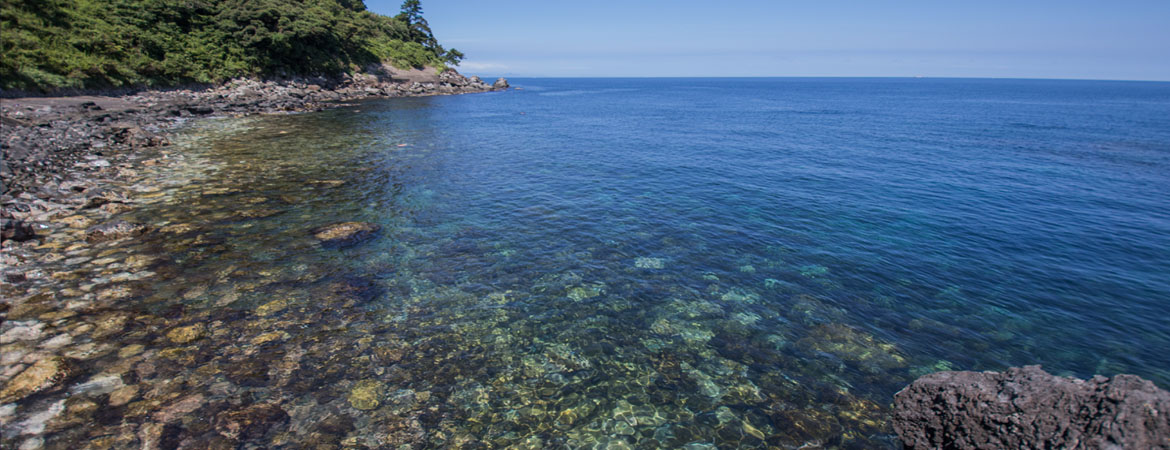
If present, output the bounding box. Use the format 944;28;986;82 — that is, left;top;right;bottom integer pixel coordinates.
893;365;1170;449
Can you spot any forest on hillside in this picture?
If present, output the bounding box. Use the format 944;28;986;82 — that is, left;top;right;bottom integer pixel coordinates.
0;0;463;90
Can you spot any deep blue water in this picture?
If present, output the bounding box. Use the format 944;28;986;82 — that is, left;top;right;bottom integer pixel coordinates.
31;78;1166;448
402;77;1170;383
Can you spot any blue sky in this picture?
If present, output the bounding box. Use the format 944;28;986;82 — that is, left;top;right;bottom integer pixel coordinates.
365;0;1170;80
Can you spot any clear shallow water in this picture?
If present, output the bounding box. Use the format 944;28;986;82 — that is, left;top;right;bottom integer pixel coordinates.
10;78;1170;448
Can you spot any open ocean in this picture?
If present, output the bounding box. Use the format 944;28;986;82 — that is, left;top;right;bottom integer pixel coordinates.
25;78;1170;448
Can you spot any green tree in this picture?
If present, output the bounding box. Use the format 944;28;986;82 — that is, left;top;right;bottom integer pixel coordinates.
0;0;463;90
443;48;464;65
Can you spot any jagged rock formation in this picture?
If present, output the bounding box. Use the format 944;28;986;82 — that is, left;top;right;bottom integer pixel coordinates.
893;365;1170;449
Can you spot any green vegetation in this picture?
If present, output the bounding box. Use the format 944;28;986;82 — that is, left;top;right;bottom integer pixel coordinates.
0;0;463;91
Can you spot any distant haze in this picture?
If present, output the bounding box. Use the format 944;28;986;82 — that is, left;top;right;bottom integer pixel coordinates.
365;0;1170;81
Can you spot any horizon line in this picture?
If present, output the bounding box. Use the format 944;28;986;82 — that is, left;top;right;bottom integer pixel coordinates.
460;74;1170;83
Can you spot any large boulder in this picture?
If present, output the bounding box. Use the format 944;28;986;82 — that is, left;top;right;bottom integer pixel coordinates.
893;365;1170;450
493;77;510;90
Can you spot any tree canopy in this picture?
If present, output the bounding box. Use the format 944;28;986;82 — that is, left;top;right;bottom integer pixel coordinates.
0;0;465;91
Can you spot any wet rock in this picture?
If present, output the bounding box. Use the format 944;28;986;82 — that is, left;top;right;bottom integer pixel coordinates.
310;222;381;248
225;357;271;387
85;220;147;243
16;399;67;437
255;298;290;317
329;276;383;303
215;403;289;441
308;179;346;188
893;365;1170;450
112;124;168;147
118;343;145;358
250;331;288;346
233;208;282;219
796;323;906;373
159;223;197;234
2;219;37;242
768;408;842;446
82;190;124;209
140;420;186;450
493;78;510;90
101;202;135;215
1;321;45;343
39;333;73;349
7;296;54;320
166;324;206;344
315;414;355;435
46;397;100;433
187;105;214;115
0;356;78;403
59;215;95;229
70;374;124;396
92;313;131;338
348;379;385;410
97;285;136;302
153;394;206;423
108;384;140;406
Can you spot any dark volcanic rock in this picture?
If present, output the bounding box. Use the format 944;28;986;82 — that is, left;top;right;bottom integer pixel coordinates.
85;220;148;243
310;221;381;248
893;365;1170;450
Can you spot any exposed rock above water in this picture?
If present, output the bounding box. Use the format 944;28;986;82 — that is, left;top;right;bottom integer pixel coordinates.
893;365;1170;450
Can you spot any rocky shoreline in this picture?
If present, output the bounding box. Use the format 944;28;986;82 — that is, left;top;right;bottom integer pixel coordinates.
1;67;506;249
0;68;508;447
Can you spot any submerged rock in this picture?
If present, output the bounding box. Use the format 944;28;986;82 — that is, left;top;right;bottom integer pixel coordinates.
153;394;206;423
166;324;206;344
215;403;289;441
797;323;906;373
0;356;78;403
349;379;385;410
59;215;95;229
310;222;381;248
634;257;665;269
255;298;290;317
893;365;1170;450
85;220;147;243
